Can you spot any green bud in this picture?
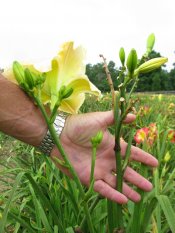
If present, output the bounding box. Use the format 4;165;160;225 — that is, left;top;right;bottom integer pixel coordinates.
126;49;138;74
119;47;125;66
91;131;103;147
63;87;73;99
59;86;66;98
24;68;35;90
164;151;171;163
59;85;74;100
13;61;25;85
138;57;168;74
146;33;155;54
35;73;46;86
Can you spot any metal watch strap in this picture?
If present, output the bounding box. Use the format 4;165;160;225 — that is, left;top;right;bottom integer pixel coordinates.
38;114;66;156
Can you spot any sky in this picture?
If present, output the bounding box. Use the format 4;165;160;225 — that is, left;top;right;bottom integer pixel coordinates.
0;0;175;70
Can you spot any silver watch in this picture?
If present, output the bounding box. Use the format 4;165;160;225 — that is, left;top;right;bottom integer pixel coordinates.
38;114;66;156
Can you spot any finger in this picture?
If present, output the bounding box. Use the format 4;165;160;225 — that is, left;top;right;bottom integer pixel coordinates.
93;111;136;128
104;173;141;202
124;167;153;191
121;140;158;167
123;113;136;124
93;180;128;204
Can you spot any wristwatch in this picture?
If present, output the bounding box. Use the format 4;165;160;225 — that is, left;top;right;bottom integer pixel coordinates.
38;114;66;156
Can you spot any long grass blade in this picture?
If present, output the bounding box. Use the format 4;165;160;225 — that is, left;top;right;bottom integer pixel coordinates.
157;195;175;233
0;172;24;233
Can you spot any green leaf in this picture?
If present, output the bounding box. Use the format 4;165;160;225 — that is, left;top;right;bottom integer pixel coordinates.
0;207;36;233
25;173;65;233
140;197;158;232
0;172;24;233
66;227;75;233
157;195;175;233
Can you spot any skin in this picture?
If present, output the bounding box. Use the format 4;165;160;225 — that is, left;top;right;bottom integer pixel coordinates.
0;74;158;204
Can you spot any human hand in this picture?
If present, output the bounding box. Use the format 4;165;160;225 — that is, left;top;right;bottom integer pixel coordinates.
51;111;158;204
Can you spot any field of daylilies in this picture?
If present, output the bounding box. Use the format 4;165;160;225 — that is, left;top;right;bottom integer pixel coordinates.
0;34;175;233
0;92;175;233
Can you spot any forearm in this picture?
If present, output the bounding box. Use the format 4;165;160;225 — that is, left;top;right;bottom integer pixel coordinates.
0;74;47;146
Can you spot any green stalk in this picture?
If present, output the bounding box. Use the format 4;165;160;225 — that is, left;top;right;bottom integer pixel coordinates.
107;91;122;233
114;92;124;231
108;89;128;232
85;146;97;199
80;195;101;229
107;199;118;233
33;96;95;233
131;163;147;233
154;168;161;232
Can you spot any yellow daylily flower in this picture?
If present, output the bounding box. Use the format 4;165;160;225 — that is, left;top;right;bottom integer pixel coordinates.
41;41;100;113
3;42;100;114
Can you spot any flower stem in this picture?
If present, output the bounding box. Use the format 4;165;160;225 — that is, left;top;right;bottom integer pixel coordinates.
114;92;124;231
85;146;97;199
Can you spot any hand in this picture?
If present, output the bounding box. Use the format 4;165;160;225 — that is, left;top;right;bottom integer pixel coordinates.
51;111;158;204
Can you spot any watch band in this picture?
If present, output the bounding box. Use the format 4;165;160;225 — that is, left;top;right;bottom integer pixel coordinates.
38;114;66;156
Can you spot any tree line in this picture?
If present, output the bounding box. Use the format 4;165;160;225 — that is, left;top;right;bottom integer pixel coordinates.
86;51;175;92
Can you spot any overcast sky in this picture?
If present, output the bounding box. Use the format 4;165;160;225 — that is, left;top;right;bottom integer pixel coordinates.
0;0;175;70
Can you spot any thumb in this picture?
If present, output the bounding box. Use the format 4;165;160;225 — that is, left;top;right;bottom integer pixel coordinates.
96;110;136;127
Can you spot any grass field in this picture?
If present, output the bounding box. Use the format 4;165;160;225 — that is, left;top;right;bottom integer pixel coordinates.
0;93;175;233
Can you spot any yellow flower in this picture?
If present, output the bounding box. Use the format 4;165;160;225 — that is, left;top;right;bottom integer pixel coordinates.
42;42;100;113
3;42;100;114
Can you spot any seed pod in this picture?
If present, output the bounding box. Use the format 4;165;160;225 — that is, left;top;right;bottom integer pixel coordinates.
126;49;138;74
119;47;125;66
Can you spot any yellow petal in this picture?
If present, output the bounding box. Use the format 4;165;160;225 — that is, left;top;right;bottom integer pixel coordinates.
66;76;100;96
59;93;85;114
56;41;86;84
58;78;100;114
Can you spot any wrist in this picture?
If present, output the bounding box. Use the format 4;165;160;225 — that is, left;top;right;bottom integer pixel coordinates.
38;114;66;156
0;74;48;146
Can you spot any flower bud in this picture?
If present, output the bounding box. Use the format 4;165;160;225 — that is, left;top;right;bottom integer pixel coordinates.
119;47;125;66
138;57;168;74
35;73;46;86
13;61;25;85
91;131;103;147
59;85;74;100
24;68;35;90
147;33;155;54
126;49;138;74
164;151;171;163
